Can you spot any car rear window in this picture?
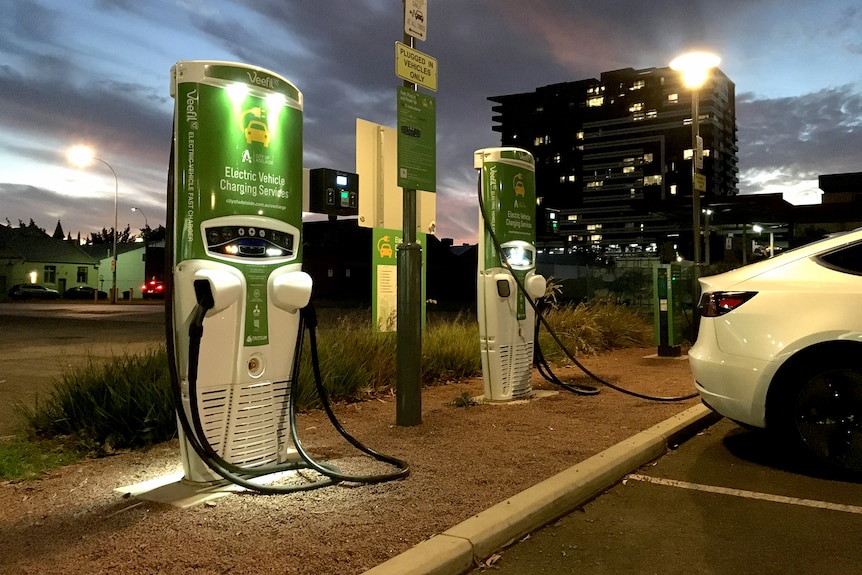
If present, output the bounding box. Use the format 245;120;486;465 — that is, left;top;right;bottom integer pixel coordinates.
815;241;862;274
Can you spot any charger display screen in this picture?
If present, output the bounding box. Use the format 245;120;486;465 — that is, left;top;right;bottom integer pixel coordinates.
204;225;294;258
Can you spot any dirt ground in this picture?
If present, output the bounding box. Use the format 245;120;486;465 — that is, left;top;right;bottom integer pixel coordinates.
0;305;699;575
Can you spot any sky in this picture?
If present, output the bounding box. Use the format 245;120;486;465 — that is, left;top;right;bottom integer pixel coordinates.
1;0;860;245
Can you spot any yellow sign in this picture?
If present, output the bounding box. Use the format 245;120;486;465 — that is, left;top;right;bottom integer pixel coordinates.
395;41;437;91
694;173;706;192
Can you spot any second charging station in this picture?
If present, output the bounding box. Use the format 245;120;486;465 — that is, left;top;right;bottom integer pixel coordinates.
475;147;546;402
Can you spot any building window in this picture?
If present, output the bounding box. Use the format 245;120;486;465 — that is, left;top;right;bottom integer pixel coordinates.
623;166;635;174
43;265;56;284
576;131;584;140
668;93;679;103
631;80;646;90
568;174;576;183
77;267;88;283
629;102;644;112
644;175;662;186
586;96;604;107
670;184;678;196
553;153;561;164
567;214;579;221
586;181;603;188
643;153;653;163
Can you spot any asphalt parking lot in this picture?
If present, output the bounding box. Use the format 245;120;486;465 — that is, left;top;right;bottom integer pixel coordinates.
0;302;165;436
475;418;862;574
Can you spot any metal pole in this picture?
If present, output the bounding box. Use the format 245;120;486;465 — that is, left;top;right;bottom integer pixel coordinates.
95;158;119;304
689;87;702;339
396;9;423;426
691;87;701;266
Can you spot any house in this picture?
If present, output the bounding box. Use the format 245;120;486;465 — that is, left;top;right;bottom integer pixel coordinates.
0;224;100;299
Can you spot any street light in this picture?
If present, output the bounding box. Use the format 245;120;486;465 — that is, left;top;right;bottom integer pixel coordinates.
130;207;148;232
670;51;720;266
68;145;119;304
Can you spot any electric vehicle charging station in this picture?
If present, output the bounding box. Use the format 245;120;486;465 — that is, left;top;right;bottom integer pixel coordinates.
475;147;546;402
165;61;408;495
168;60;311;484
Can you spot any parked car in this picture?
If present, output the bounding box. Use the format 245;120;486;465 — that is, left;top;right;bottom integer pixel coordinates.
141;278;166;299
63;285;108;300
689;228;862;473
8;284;61;300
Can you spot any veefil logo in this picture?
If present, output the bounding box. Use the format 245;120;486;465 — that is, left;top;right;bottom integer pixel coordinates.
246;69;280;90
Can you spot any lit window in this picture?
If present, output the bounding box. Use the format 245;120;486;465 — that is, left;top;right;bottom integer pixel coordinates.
536;196;544;206
629;102;644;112
568;174;576;183
643;153;653;163
567;214;579;221
668;93;679;102
586;96;604;107
670;184;678;196
684;149;693;160
587;224;603;231
646;110;657;119
623;166;635;174
534;136;543;146
631;80;645;90
644;175;662;186
576;131;584;140
586;181;603;188
553;153;561;163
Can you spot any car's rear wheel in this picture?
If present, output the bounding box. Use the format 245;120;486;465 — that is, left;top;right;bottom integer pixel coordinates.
777;360;862;473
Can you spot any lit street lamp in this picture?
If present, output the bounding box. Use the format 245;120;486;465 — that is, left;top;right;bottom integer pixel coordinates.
68;145;119;304
130;206;149;232
670;51;720;266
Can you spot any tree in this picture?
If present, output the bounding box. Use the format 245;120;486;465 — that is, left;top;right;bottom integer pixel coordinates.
88;224;132;245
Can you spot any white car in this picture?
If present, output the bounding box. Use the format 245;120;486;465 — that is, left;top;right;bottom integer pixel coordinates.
689;228;862;473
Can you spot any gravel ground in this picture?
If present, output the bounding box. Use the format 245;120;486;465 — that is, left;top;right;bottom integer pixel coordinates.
0;344;698;575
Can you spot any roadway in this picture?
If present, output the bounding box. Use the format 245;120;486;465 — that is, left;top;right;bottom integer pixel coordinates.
0;301;165;436
472;417;862;574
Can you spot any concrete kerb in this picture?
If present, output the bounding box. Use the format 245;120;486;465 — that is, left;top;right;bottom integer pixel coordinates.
362;403;720;575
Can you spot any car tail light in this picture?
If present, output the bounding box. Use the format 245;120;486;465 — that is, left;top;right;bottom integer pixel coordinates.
698;291;757;317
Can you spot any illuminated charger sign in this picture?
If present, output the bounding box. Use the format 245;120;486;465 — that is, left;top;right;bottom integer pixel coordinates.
172;61;303;264
171;60;303;346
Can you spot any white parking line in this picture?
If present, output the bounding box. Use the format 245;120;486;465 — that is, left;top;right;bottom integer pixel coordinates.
626;474;862;515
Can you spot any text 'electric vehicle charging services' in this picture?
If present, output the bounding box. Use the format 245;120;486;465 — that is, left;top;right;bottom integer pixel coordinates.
167;60;407;494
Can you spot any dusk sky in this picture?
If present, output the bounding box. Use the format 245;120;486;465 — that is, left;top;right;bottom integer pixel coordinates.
1;0;860;245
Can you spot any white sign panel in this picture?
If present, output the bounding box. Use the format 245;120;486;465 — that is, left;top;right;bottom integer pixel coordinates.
404;0;427;41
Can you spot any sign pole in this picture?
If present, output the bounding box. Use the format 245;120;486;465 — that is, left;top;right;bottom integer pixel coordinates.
396;2;423;426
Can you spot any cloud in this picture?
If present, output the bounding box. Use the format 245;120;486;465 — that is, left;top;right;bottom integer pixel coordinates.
737;86;862;193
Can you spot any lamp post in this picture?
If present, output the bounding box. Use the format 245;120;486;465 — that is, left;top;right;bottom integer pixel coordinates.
130;206;148;231
68;146;119;304
670;51;720;266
